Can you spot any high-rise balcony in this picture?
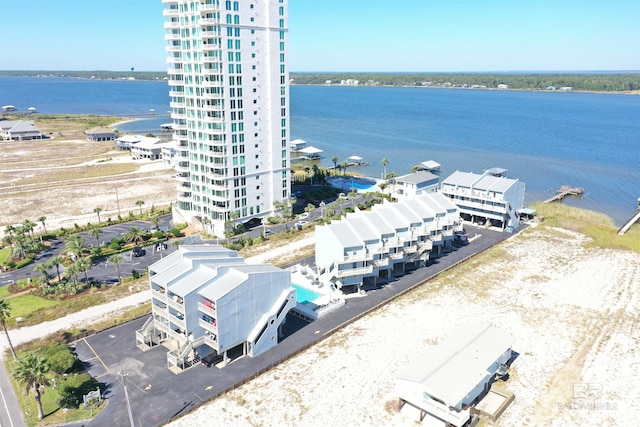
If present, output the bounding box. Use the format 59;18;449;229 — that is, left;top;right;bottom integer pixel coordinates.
162;8;179;17
165;33;181;41
199;317;218;334
164;21;180;29
175;162;190;173
197;301;216;317
169;101;185;109
199;3;219;12
336;265;374;278
166;45;181;52
199;18;220;26
206;170;226;179
177;192;192;203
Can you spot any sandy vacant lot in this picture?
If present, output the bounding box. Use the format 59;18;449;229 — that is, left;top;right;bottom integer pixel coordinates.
169;226;640;427
0;136;176;233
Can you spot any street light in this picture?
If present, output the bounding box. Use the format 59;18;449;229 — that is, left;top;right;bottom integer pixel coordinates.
117;371;135;427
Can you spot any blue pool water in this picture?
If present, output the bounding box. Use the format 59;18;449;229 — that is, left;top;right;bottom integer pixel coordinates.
345;180;378;192
292;284;323;304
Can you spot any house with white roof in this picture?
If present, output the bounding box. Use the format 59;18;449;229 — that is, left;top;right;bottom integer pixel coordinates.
0;120;44;141
413;160;441;175
440;168;525;229
395;323;515;426
130;136;170;160
315;192;462;293
391;170;440;200
136;245;296;372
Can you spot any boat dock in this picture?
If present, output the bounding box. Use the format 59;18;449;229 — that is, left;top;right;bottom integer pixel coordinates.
544;186;584;203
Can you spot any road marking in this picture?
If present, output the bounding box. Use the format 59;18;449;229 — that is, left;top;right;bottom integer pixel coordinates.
0;374;15;427
82;338;111;375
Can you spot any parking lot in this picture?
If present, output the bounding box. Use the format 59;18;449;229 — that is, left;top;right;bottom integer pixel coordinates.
68;224;510;426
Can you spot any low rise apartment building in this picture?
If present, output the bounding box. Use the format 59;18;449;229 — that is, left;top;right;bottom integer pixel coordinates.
315;192;462;293
136;245;296;372
440;168;525;230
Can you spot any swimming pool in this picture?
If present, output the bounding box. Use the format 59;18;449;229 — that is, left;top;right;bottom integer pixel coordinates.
292;283;323;304
345;180;378;192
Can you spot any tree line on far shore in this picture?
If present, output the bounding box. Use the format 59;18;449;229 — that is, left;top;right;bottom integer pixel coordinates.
2;70;638;92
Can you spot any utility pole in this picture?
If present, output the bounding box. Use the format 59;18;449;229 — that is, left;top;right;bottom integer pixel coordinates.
117;371;135;427
115;186;121;217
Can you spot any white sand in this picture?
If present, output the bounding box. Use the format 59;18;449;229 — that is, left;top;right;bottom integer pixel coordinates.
167;227;640;427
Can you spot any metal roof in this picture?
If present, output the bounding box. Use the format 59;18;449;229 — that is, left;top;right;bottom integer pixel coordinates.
441;170;519;194
396;323;514;407
328;221;363;249
396;170;439;185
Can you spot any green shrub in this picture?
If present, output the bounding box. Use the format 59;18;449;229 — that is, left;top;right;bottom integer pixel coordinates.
15;257;34;269
109;242;121;251
110;237;124;245
58;373;101;409
170;227;182;237
152;231;164;239
45;344;77;375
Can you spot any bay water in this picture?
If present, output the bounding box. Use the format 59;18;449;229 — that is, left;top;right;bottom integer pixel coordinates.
1;76;638;225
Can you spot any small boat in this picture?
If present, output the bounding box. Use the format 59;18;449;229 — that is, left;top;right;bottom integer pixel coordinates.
28;107;38;113
2;105;17;112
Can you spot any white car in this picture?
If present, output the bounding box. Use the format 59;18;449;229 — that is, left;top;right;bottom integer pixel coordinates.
299;212;309;219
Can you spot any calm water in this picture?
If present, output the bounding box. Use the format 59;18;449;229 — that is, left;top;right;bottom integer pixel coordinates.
2;76;638;225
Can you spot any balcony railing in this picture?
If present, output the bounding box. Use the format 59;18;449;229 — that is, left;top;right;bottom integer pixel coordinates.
337;265;373;278
371;258;390;267
389;252;406;261
199;318;218;334
197;301;216;317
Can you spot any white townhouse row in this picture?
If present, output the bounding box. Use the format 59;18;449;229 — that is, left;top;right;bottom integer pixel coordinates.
315;192;463;293
136;245;296;372
440;168;525;230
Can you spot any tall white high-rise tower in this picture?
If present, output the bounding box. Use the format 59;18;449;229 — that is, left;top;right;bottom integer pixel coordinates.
163;0;290;236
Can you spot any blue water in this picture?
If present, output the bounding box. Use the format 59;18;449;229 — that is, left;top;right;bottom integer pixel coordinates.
2;76;638;225
292;284;322;304
345;180;377;191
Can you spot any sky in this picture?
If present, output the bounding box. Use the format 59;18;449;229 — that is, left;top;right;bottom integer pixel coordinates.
0;0;638;72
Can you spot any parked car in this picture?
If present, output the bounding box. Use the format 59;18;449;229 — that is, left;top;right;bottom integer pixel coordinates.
338;192;347;199
299;212;309;219
454;233;468;244
132;246;146;257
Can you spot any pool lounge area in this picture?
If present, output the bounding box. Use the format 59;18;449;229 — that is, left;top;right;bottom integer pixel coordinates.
288;265;345;320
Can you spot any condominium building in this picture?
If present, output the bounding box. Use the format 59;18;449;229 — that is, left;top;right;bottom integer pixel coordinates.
163;0;290;236
315;192;463;293
440;168;525;230
136;245;296;372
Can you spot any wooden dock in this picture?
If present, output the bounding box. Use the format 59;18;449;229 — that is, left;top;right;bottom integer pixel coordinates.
544;186;584;203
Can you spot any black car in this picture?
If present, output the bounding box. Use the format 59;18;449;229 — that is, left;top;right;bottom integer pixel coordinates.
132;246;146;257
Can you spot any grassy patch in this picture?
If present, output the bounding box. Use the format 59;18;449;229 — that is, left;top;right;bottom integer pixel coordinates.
532;202;640;253
0;247;11;265
4;294;59;324
5;278;148;328
0;286;12;298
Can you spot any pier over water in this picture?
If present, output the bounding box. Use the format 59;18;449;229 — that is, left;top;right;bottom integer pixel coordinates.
544;186;584;203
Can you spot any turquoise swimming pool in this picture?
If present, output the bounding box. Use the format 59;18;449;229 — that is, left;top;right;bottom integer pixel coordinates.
292;283;323;304
345;180;378;192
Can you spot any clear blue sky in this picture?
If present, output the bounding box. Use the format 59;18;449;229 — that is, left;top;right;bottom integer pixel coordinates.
1;0;638;72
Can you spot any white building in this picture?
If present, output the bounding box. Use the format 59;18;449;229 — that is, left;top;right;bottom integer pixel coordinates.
391;170;440;200
395;323;514;426
315;192;462;293
163;0;291;237
440;168;525;229
131;137;171;160
0;120;44;141
136;245;296;372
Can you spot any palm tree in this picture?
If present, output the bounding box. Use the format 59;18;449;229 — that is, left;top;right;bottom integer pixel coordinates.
93;207;103;224
12;352;51;419
332;156;339;174
123;226;144;245
303;166;311;184
34;263;50;286
65;263;80;294
382;158;389;180
65;234;88;259
2;234;14;254
22;219;36;244
312;164;320;185
149;214;161;231
89;227;103;247
411;165;419;173
37;216;47;235
172;239;182;250
341;160;349;176
0;299;17;360
4;225;15;238
48;256;63;283
76;257;93;286
136;200;145;215
108;255;123;285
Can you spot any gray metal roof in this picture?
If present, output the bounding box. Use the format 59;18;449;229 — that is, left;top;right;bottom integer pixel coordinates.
395;323;514;407
402;198;436;220
346;216;381;242
359;212;396;236
441;170;519;194
197;264;285;301
396;170;439;185
328;221;364;249
372;204;410;230
390;203;423;225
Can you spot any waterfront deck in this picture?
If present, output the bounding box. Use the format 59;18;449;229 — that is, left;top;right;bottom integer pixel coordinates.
544;186;584;203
